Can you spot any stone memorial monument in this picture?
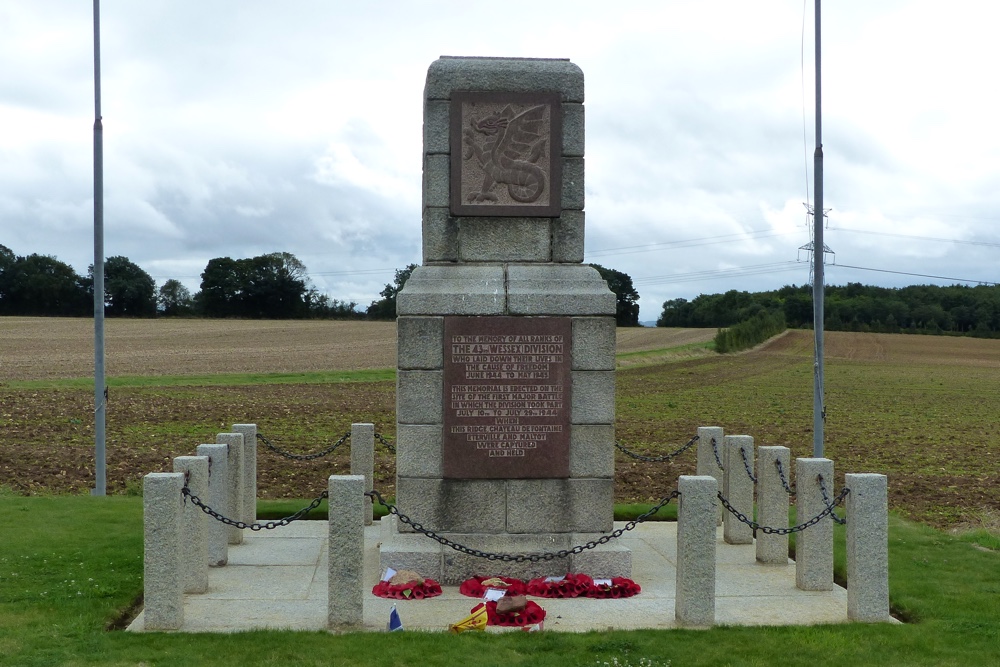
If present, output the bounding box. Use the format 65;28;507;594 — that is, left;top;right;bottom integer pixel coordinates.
381;56;623;583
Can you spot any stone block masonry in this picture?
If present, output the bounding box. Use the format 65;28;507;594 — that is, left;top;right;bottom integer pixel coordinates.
386;56;622;582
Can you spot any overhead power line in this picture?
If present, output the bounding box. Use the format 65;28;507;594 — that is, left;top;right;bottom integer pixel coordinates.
586;228;796;259
831;263;997;286
633;261;803;287
830;227;1000;249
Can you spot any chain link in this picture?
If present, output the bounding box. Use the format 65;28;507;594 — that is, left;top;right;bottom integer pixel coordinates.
711;437;725;470
257;431;350;461
374;433;396;454
717;485;850;535
774;458;796;494
366;489;681;562
739;446;757;483
181;486;329;530
817;474;847;525
615;434;699;463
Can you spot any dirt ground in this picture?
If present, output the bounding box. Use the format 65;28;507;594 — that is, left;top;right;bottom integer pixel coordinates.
2;319;997;529
0;318;715;380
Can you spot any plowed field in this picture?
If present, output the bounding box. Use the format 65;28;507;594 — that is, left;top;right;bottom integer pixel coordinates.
1;319;997;529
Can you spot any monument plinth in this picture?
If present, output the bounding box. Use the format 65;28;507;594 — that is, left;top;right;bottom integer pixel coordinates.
384;56;623;583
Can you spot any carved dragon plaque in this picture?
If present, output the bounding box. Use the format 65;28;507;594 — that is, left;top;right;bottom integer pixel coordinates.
450;91;562;217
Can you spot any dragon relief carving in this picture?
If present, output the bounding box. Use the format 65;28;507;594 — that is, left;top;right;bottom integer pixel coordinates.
462;104;549;204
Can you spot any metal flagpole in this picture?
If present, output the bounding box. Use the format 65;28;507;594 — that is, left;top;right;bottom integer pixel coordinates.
92;0;107;495
811;0;825;458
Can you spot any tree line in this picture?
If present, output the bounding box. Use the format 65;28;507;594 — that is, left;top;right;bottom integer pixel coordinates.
658;282;1000;338
1;243;646;324
0;245;366;319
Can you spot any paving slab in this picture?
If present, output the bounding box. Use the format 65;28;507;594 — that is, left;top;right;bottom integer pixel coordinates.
128;520;887;633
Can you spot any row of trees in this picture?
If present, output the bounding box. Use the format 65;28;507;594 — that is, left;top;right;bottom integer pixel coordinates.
0;245;363;319
658;283;1000;338
1;243;646;324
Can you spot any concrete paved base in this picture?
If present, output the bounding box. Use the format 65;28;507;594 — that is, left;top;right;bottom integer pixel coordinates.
127;520;879;633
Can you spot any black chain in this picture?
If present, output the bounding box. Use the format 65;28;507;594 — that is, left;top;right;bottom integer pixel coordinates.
711;437;725;470
615;434;699;463
181;486;329;530
257;431;350;461
718;486;850;535
775;458;796;494
739;446;757;483
366;489;681;562
374;433;396;454
818;474;847;525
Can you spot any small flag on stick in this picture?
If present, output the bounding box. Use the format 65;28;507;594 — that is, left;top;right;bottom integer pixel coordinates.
388;604;403;632
449;602;488;633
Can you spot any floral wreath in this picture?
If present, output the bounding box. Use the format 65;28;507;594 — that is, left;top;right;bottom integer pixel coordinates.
484;599;547;627
371;578;442;600
585;576;641;599
526;573;595;598
458;575;528;598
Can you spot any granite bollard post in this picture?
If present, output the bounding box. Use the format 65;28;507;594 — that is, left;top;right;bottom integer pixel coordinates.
143;472;184;630
676;475;717;627
696;426;725;526
756;446;790;565
216;432;245;544
196;443;229;567
846;473;890;621
328;475;365;630
795;458;834;590
723;435;754;545
172;456;209;593
350;423;375;526
231;423;257;524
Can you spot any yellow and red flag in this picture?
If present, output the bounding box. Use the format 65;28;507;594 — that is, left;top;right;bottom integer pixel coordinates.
449;603;488;633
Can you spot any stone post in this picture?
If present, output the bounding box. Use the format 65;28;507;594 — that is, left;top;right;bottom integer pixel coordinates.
328;475;365;630
196;443;229;567
142;472;184;630
696;426;724;526
231;423;257;524
795;458;834;590
675;475;717;627
756;446;790;565
350;423;375;526
723;435;754;545
846;473;890;622
172;456;209;593
216;432;245;544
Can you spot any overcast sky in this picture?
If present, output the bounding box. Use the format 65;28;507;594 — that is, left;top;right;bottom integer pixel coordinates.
3;1;997;321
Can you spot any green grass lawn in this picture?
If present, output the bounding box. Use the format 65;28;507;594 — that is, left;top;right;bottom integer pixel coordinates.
1;497;997;667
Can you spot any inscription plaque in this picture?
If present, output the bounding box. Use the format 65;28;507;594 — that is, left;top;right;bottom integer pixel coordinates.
450;91;562;217
443;316;571;479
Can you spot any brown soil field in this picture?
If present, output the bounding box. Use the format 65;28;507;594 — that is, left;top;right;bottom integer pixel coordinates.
0;317;715;380
1;319;997;529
